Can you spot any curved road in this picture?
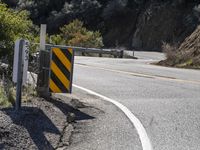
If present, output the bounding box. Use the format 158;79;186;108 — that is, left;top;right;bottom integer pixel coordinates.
72;53;200;150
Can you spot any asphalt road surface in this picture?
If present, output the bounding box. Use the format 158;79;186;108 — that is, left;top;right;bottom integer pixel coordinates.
72;52;200;150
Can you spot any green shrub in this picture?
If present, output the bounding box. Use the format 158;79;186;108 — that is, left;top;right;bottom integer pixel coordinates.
51;19;104;48
0;2;38;59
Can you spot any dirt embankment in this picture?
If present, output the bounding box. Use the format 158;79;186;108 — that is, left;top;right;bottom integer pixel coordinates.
0;95;93;150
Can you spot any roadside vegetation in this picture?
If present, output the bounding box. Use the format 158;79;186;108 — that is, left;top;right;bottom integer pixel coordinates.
0;2;33;107
0;2;104;107
0;86;11;107
51;19;103;48
0;2;38;60
158;25;200;69
0;2;103;60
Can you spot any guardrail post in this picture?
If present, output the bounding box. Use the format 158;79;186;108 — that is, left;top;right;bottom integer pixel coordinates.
99;49;102;57
119;50;124;58
37;50;50;99
112;50;117;58
82;49;85;56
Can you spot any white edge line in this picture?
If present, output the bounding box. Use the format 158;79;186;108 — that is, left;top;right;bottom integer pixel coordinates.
73;84;153;150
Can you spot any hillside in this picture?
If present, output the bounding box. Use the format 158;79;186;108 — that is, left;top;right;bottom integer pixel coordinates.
3;0;200;51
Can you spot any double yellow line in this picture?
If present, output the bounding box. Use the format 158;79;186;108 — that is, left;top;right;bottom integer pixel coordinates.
76;63;200;85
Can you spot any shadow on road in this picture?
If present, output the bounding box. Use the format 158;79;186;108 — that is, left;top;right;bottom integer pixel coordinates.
48;97;95;121
0;144;4;149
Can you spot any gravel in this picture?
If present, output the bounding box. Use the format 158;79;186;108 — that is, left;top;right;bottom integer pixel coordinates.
0;95;89;150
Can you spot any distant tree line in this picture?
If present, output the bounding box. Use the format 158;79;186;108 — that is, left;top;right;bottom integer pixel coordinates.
0;1;104;61
2;0;200;49
2;0;144;33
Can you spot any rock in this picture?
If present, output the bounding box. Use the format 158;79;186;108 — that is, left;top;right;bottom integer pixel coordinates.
70;99;85;109
67;113;76;123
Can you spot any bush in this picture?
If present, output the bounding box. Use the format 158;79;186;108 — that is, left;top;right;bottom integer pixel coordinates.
0;2;37;60
160;42;200;68
162;42;178;62
51;19;104;48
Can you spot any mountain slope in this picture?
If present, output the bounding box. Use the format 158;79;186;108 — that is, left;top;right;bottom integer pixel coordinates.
3;0;200;51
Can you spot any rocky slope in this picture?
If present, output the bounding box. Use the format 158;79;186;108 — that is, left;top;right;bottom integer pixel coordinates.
131;1;199;51
104;0;200;50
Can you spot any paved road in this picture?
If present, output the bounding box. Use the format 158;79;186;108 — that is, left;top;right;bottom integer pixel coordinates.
72;52;200;150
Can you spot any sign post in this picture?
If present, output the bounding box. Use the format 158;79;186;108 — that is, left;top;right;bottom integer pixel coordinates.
36;24;51;98
13;39;29;111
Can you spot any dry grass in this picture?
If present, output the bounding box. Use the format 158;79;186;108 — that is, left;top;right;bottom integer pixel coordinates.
158;42;180;66
158;26;200;69
162;42;178;64
0;85;12;107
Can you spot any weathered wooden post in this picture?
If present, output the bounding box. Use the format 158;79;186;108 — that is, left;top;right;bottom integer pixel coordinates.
36;24;50;99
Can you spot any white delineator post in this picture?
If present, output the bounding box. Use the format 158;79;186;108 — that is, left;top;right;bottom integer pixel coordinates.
40;24;46;51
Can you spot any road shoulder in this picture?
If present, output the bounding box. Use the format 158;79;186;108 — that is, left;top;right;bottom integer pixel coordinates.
65;88;142;150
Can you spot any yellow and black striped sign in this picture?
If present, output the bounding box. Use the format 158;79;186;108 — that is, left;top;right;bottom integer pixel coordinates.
49;47;74;93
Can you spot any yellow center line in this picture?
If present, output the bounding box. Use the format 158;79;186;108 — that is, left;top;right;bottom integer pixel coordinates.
76;64;200;85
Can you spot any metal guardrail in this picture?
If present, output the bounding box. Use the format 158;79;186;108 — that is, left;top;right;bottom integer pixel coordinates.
44;44;124;58
32;43;135;58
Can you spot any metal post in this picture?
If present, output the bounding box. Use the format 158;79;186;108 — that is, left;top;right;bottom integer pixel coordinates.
70;49;75;93
113;50;117;58
15;40;24;111
99;49;102;57
119;50;124;58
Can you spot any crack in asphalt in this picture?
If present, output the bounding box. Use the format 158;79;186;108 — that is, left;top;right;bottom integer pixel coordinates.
56;121;71;149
